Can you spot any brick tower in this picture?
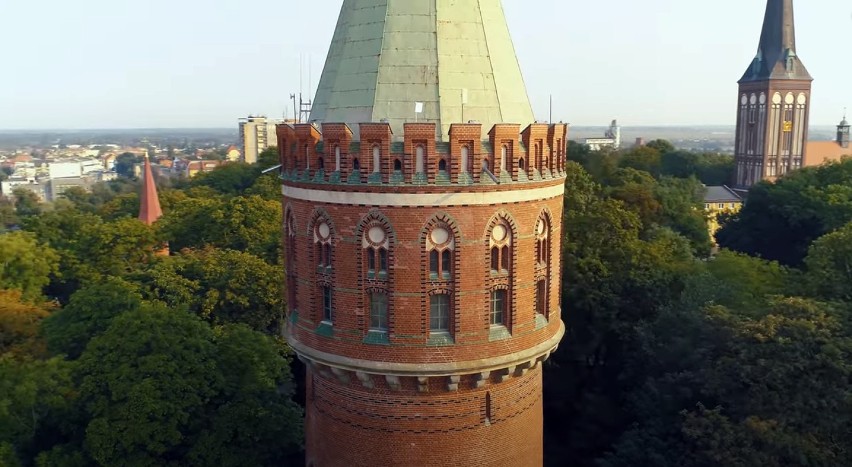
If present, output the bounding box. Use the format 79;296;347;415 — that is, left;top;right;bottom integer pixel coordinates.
734;0;812;188
281;1;566;466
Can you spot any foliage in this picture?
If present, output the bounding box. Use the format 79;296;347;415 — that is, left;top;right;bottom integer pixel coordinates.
0;356;76;465
0;196;18;230
0;290;53;359
42;278;142;360
22;209;159;302
0;232;59;300
160;195;282;263
75;305;302;465
717;159;852;266
601;298;852;466
804;221;852;301
12;188;42;218
141;248;284;332
114;153;141;178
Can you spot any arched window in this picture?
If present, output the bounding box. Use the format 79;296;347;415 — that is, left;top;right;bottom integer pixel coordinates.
428;224;454;281
353;158;360;171
489;221;511;274
535;214;549;267
415;145;425;173
460;145;470;173
317;157;325;171
393;159;402;171
285;211;297;314
305;145;311;170
364;223;390;280
372;145;381;173
334;146;341;172
312;215;334;323
485;392;493;423
315;220;333;271
518;158;525;171
487;216;513;331
535;213;551;320
500;145;507;171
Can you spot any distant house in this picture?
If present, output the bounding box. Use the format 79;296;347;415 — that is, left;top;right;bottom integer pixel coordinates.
185;160;223;178
704;185;743;245
805;117;851;166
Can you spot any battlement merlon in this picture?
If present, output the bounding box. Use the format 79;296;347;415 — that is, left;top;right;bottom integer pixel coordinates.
276;122;568;187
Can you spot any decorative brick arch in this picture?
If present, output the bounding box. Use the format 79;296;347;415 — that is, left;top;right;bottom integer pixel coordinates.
283;203;298;318
355;210;397;335
535;207;555;322
306;207;337;324
484;210;520;333
420;212;462;339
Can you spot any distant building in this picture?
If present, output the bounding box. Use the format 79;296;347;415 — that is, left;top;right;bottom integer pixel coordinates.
704;185;743;244
805;117;852;165
238;116;284;164
184;160;223;178
733;0;812;189
49;177;89;200
582;119;621;150
0;178;48;201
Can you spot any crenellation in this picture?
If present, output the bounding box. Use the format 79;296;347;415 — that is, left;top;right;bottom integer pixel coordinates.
277;122;568;189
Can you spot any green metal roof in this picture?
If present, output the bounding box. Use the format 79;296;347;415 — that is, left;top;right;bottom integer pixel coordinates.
310;0;535;140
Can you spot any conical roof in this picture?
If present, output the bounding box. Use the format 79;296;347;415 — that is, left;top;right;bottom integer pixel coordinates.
138;156;163;225
309;0;535;139
740;0;812;82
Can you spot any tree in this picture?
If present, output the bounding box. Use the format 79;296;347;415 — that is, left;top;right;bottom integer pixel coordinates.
42;278;142;360
619;146;662;177
160;195;282;263
0;357;76;465
717;159;852;266
114;153;141;178
141;248;283;332
600;296;852;467
803;221;852;301
0;232;59;300
12;188;41;218
76;305;302;466
0;196;18;231
190;163;261;195
0;289;53;358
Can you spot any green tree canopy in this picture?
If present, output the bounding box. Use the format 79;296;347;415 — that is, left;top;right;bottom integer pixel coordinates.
0;231;59;300
76;305;302;466
717;159;852;266
42;278;142;360
803;221;852;301
141;248;283;332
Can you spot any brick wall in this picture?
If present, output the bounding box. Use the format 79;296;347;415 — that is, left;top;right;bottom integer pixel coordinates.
305;366;544;467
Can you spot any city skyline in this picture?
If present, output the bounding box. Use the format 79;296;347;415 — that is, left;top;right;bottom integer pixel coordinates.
0;0;850;129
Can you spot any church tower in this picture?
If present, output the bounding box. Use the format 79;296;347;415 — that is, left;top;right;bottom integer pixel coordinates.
734;0;812;188
837;114;850;149
281;1;566;466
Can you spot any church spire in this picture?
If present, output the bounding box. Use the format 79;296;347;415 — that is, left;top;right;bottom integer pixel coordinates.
741;0;812;82
138;155;163;225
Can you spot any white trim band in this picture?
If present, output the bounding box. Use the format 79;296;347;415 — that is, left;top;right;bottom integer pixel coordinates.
282;183;565;207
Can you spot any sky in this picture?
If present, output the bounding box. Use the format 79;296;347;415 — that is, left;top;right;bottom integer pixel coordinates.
0;0;849;129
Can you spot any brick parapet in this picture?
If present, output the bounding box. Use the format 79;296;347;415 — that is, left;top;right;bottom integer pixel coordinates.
277;122;569;189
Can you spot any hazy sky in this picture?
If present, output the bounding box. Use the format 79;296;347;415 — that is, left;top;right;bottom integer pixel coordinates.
0;0;849;129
